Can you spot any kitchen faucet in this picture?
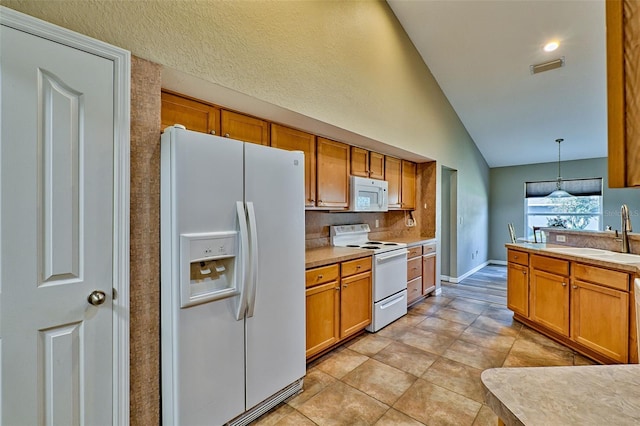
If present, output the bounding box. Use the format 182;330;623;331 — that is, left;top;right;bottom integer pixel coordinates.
621;204;632;253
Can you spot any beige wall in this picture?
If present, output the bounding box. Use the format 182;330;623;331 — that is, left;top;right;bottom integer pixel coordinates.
3;0;490;276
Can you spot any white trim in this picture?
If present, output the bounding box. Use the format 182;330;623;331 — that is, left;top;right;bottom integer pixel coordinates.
440;275;451;282
0;7;131;425
490;260;508;266
448;261;490;283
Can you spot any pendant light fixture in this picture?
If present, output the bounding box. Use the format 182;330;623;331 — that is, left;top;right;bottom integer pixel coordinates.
548;138;573;198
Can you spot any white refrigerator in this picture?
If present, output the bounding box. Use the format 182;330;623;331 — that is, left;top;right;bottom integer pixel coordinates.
160;126;306;425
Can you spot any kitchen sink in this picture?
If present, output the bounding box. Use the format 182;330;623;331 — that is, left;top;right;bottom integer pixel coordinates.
545;247;612;256
545;247;640;264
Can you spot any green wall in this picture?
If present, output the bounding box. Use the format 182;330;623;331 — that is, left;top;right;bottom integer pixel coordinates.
489;157;640;261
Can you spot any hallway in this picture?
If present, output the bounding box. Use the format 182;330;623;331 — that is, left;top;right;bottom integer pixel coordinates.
254;265;596;425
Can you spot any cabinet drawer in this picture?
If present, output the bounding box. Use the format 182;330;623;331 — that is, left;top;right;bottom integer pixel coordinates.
423;242;436;255
341;256;372;277
306;264;339;288
573;263;629;291
407;246;422;259
407;276;422;303
407;257;422;281
531;254;569;276
508;249;529;266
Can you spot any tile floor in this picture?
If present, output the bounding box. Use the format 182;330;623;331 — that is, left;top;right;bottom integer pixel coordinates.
254;265;596;425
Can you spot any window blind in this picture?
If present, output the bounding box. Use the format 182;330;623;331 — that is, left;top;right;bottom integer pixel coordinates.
525;177;602;198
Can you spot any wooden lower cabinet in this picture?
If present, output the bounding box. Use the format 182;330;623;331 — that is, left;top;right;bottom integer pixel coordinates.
507;263;528;317
507;249;635;364
305;281;340;358
306;257;372;360
340;271;372;338
571;279;629;363
530;269;570;337
422;252;436;295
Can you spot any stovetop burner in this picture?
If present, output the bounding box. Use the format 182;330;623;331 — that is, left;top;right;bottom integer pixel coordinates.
330;224;407;254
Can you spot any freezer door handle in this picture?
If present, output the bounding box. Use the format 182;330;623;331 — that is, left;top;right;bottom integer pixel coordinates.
235;201;250;320
246;201;259;318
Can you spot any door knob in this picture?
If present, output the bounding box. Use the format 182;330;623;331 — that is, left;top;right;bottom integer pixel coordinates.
87;290;106;306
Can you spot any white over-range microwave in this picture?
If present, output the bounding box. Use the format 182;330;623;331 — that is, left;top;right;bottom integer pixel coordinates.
349;176;389;212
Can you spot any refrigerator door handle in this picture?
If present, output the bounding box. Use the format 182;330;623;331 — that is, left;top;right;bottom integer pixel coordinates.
235;201;250;321
246;201;259;318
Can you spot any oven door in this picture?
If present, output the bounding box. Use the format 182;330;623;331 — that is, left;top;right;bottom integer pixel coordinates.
373;249;408;302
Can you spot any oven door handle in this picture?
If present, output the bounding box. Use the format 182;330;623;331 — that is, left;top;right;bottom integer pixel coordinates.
376;249;408;263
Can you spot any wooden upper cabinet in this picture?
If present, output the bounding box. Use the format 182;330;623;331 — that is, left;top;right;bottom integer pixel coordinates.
385;156;402;209
401;160;417;210
369;152;384;179
161;91;220;135
316;138;350;209
351;147;369;177
351;147;385;179
607;0;640;187
271;124;316;207
221;110;269;146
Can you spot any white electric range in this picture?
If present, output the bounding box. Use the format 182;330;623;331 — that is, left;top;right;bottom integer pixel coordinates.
331;224;408;332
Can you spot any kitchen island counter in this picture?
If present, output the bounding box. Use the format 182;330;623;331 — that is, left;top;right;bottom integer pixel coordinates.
481;364;640;425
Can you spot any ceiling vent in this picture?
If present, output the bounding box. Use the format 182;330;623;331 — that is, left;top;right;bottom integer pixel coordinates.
530;57;565;75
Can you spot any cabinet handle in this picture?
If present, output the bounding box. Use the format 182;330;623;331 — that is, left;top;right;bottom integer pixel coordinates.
356;265;361;269
210;130;216;135
522;270;526;275
310;199;315;203
343;284;348;288
317;274;323;280
224;133;230;137
572;285;578;289
514;255;518;259
335;287;340;291
562;282;567;287
318;200;323;205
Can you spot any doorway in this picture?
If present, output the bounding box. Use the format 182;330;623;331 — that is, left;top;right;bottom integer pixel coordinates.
441;167;458;281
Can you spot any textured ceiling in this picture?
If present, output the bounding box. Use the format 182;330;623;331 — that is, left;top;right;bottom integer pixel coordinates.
387;0;607;168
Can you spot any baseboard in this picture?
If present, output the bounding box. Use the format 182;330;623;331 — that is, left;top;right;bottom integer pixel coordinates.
489;259;507;266
441;275;451;282
449;261;489;283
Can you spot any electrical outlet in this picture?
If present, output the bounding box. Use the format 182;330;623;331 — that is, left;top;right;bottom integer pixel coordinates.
556;235;566;242
407;219;415;227
375;219;379;228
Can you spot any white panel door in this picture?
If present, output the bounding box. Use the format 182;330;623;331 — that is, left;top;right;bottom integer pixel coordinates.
1;26;114;425
244;143;306;409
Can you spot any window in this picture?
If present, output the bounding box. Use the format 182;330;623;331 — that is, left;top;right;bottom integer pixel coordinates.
524;178;603;241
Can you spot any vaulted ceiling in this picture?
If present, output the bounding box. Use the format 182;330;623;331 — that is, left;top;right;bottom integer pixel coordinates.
387;0;607;168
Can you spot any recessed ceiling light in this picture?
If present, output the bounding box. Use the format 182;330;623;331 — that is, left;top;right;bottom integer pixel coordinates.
544;41;559;52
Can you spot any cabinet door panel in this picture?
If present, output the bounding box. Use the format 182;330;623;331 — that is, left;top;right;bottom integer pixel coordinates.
530;269;569;336
316;138;350;208
401;160;416;210
571;280;629;363
422;254;436;295
385;156;401;208
221;110;269;146
161;91;220;135
271;124;316;207
507;263;529;317
350;146;369;177
306;281;340;358
369;152;385;179
340;271;372;338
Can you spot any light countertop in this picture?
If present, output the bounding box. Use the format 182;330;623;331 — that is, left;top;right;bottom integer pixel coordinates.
481;364;640;425
305;246;372;269
505;242;640;273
